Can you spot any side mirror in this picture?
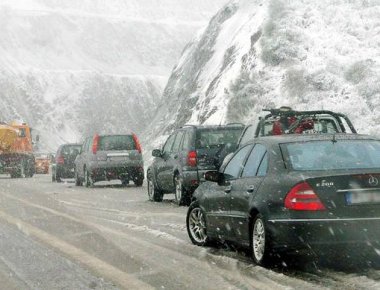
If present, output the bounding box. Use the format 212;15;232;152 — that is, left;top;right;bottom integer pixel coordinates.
152;149;162;158
204;171;229;186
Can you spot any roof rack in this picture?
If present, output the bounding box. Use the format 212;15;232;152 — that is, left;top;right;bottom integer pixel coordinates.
256;107;357;137
225;122;245;127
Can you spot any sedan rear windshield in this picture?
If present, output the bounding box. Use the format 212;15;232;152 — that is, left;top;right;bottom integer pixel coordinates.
283;140;380;171
98;135;135;151
196;128;243;149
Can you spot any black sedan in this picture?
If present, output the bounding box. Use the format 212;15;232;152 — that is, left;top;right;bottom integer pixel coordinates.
186;134;380;266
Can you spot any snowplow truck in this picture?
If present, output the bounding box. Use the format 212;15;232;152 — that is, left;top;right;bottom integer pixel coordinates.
0;122;36;178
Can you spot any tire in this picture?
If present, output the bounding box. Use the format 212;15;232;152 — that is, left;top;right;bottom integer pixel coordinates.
147;175;163;202
121;179;129;187
84;168;93;187
174;175;190;206
251;214;272;266
75;170;82;186
186;202;209;246
134;178;143;187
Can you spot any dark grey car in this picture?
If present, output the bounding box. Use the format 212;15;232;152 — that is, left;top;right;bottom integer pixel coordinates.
52;143;82;182
147;124;244;205
74;134;144;187
186;134;380;266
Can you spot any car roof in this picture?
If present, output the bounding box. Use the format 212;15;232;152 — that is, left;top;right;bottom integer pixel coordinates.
179;124;244;130
249;133;379;146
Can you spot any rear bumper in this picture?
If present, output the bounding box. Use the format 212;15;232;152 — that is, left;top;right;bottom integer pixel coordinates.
90;165;144;182
267;217;380;251
56;165;76;178
182;169;209;192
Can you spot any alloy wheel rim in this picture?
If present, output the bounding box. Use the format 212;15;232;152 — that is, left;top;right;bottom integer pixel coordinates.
175;176;182;202
253;218;265;262
189;208;207;243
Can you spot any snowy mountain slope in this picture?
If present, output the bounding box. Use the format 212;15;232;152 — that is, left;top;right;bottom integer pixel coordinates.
151;0;380;141
0;0;227;151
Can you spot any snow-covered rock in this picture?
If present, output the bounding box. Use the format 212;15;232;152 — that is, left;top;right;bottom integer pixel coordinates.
0;0;227;151
151;0;380;140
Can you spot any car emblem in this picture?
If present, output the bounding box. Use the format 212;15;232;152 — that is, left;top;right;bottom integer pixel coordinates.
368;176;379;187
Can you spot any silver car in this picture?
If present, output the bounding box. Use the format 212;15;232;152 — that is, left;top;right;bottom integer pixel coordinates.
74;134;144;187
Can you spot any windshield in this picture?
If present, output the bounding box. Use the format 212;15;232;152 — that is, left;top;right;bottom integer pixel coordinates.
98;135;135;151
284;140;380;170
196;128;243;149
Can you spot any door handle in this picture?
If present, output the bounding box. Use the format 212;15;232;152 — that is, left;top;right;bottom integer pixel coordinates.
246;185;255;193
224;185;232;193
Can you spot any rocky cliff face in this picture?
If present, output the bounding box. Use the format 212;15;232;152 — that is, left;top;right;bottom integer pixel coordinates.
0;0;227;150
150;0;380;143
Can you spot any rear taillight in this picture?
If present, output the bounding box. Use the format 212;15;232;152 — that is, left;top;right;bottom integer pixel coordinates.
92;134;99;154
284;182;326;211
56;156;64;164
187;151;197;167
132;133;142;153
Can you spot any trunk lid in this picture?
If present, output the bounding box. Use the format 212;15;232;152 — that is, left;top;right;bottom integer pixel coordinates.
307;172;380;218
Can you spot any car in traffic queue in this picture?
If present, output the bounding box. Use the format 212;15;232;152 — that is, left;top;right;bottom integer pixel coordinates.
186;133;380;266
34;152;51;174
237;106;357;148
147;124;244;205
74;134;144;187
52;143;82;182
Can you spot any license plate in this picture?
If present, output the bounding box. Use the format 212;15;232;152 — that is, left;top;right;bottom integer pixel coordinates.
346;191;380;205
109;157;128;161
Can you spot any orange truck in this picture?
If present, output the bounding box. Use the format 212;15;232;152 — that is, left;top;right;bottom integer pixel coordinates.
0;122;37;178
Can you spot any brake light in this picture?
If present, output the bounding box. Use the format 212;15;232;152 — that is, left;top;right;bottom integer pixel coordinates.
56;156;64;164
132;133;142;153
92;134;99;154
187;151;197;167
284;182;326;211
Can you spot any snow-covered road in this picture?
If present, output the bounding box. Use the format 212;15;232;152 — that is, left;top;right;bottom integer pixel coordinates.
0;175;378;289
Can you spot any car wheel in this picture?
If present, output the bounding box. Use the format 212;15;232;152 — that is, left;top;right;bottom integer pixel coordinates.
134;178;143;187
56;173;62;183
174;175;190;206
187;202;209;246
147;176;163;202
75;170;82;186
251;214;271;266
121;179;129;187
84;169;93;187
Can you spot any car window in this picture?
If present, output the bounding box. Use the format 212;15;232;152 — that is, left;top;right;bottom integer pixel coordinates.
239;125;255;146
284;140;380;170
257;152;268;176
196;128;242;149
98;135;135;151
163;134;176;154
241;144;267;177
181;131;193;150
172;131;184;153
62;145;81;156
223;145;253;179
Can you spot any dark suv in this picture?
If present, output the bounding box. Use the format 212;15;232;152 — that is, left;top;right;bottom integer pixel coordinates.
147;124;244;205
52;143;82;182
74;134;144;187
